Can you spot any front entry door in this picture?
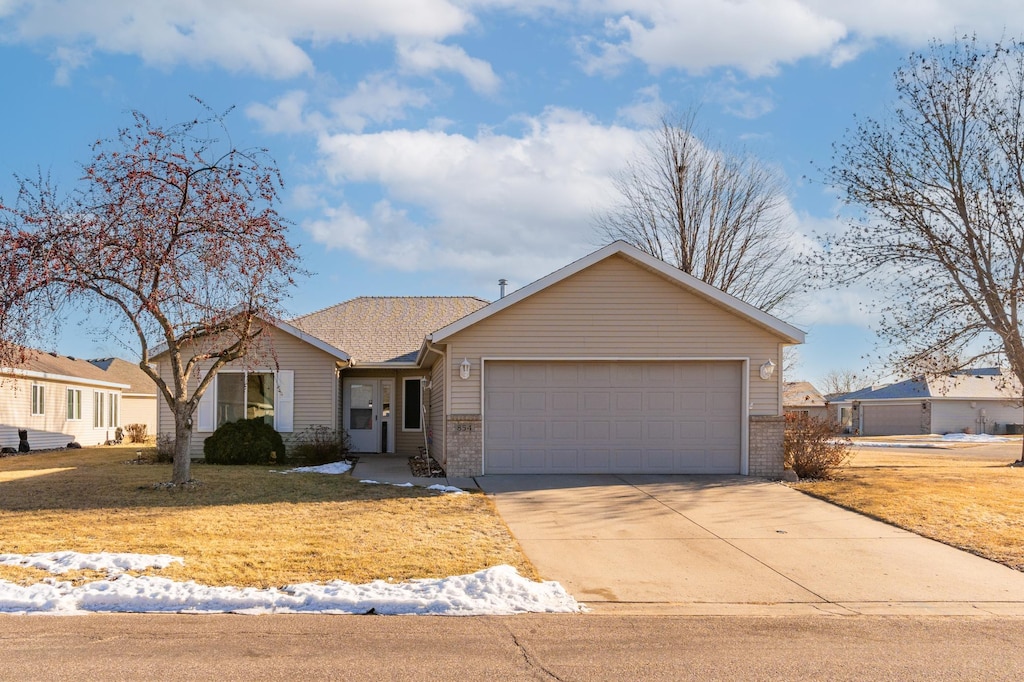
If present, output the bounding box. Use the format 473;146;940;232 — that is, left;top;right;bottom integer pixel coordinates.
344;378;394;453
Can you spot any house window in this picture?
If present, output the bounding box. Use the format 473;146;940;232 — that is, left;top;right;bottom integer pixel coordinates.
67;388;82;420
216;372;275;427
403;378;423;431
31;384;44;416
109;393;119;428
94;391;104;428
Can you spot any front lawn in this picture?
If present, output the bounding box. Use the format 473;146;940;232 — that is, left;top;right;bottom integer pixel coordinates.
793;440;1024;571
0;446;536;587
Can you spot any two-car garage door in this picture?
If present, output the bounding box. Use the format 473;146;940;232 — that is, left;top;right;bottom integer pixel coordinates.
483;361;742;474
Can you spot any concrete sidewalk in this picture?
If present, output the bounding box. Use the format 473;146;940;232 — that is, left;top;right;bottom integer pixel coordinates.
478;474;1024;616
350;454;478;491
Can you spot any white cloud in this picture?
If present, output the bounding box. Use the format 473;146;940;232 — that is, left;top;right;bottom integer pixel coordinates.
248;78;431;135
247;91;318;134
307;108;643;282
328;75;432;132
615;84;666;125
578;0;847;78
397;41;501;95
0;0;471;78
574;0;1024;77
7;0;1024;84
706;77;776;119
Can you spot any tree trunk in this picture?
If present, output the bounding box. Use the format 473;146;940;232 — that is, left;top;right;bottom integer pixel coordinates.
172;405;194;484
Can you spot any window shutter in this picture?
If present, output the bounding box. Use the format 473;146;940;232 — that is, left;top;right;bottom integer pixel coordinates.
276;370;294;433
196;381;216;432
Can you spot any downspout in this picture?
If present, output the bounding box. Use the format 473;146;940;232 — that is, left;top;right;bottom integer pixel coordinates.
420;339;446;461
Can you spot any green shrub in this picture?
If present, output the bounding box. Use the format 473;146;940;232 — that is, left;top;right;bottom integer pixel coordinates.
290;425;350;466
784;413;852;480
204;418;286;465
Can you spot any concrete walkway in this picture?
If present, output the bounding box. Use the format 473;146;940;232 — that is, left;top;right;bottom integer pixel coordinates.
350;454;477;490
477;474;1024;616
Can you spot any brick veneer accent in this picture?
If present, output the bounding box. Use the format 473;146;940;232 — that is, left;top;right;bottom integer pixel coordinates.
749;415;786;479
445;414;483;477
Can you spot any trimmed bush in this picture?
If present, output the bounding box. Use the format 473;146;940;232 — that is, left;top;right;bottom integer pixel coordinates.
125;423;148;443
204;418;286;465
290;425;350;466
784;413;852;480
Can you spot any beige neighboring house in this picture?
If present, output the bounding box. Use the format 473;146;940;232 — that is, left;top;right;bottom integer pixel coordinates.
0;350;130;450
154;242;806;478
831;369;1024;436
783;381;830;421
87;358;158;436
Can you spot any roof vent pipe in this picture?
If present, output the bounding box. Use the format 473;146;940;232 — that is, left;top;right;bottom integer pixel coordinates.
498;278;508;299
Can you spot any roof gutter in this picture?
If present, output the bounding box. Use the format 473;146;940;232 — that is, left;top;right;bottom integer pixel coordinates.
0;367;131;390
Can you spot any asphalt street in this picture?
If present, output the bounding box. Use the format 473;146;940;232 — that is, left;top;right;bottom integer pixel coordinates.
1;613;1022;680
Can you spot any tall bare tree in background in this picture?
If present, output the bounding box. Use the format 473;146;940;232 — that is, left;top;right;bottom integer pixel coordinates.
824;36;1024;462
817;368;872;398
597;112;802;314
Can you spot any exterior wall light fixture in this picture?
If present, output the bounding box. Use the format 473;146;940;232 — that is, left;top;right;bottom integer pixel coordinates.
759;359;776;381
460;358;472;380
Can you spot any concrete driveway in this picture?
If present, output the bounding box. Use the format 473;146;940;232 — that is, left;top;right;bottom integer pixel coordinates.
477;475;1024;615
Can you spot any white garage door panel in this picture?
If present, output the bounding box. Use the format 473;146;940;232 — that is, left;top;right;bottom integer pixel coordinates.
484;361;742;474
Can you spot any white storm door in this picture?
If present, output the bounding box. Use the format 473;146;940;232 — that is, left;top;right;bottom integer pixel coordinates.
345;379;378;453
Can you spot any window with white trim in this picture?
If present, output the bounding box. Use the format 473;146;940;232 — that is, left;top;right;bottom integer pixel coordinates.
94;391;104;428
67;388;82;421
216;371;275;428
31;384;44;416
403;378;423;431
108;393;119;428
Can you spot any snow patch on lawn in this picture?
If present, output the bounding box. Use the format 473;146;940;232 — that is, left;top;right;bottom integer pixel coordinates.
275;460;353;474
0;551;183;575
0;552;582;616
940;433;1009;443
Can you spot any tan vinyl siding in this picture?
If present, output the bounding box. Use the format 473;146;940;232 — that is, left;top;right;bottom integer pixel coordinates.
121;395;158;435
338;367;430;456
1;375;124;448
429;354;446;463
443;254;786;416
156;324;342;458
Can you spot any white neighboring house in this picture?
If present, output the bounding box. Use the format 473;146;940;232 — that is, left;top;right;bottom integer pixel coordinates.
831;369;1024;436
0;350;131;450
87;358;158;437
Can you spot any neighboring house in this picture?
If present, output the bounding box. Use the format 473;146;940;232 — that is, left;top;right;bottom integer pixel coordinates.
87;358;159;436
0;350;130;450
831;369;1024;436
154;242;806;478
783;381;830;421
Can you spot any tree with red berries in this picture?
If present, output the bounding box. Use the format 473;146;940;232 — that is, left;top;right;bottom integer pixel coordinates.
0;103;300;484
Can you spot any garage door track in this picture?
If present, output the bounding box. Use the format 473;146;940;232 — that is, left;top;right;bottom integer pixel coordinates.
477;475;1024;615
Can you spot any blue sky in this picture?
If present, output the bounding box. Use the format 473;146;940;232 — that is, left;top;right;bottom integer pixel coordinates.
0;1;1019;387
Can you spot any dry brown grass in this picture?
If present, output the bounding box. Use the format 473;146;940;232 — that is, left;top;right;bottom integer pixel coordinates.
0;445;536;587
793;439;1024;571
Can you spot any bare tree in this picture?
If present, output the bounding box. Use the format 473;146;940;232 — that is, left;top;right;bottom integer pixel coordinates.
817;368;872;398
823;36;1024;461
0;103;301;484
597;111;802;314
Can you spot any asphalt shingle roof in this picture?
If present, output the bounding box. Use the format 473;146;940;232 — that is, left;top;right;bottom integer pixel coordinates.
290;296;490;364
834;370;1022;402
87;358;158;395
7;349;127;387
